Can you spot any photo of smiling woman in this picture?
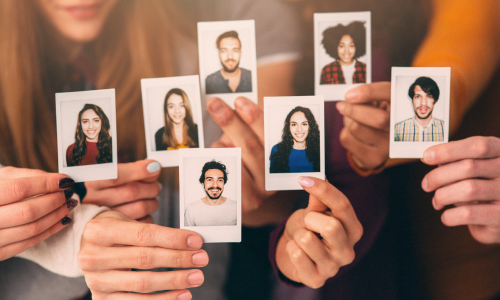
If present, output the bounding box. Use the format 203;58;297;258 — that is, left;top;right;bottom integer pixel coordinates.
155;88;199;151
270;106;320;173
66;104;112;166
320;21;366;85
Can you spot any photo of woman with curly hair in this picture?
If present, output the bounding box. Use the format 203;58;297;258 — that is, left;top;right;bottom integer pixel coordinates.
66;103;112;166
270;106;320;173
320;21;367;85
155;88;199;151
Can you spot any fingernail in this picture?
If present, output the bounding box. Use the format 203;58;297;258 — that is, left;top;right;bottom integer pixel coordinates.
298;176;315;188
64;189;74;200
336;102;345;114
421;177;428;191
177;291;192;300
59;178;75;189
187;235;203;249
147;162;161;173
344;89;360;101
432;196;438;210
235;97;250;110
61;217;72;226
423;150;435;163
158;182;163;191
66;199;78;212
187;271;204;286
192;251;209;266
208;99;224;115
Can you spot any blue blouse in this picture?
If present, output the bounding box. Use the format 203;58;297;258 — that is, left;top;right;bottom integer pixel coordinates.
270;144;314;173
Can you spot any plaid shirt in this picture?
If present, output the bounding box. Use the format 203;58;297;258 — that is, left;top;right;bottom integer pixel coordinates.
394;117;445;142
320;60;366;84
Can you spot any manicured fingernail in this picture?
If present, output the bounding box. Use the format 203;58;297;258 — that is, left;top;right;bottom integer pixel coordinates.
421;177;428;191
66;199;78;212
344;89;360;101
192;251;209;266
177;291;192;300
187;272;204;286
208;99;224;115
423;150;435;163
187;235;203;249
336;102;345;113
235;97;250;110
64;189;74;200
59;178;75;189
147;162;161;173
298;176;315;188
61;217;72;226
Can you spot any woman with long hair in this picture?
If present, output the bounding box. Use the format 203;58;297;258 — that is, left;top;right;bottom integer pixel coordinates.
155;88;199;150
320;21;366;85
270;106;320;173
67;103;112;166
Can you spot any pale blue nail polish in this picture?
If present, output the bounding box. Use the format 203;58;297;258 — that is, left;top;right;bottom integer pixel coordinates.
147;162;161;173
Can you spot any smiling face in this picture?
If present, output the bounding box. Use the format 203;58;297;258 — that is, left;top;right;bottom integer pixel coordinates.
218;37;241;73
35;0;119;43
81;109;102;142
412;85;435;120
337;34;356;65
166;93;186;125
290;111;309;144
203;169;225;200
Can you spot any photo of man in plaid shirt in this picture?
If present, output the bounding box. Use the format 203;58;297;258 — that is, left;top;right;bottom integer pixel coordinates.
394;76;444;142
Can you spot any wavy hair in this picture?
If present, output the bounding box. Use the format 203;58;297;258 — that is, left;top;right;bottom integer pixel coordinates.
270;106;320;173
322;21;366;61
162;88;198;148
69;104;112;166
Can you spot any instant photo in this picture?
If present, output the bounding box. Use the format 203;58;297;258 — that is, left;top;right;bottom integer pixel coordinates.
141;75;205;167
314;12;372;101
179;148;241;243
389;67;451;158
56;89;118;182
265;96;325;191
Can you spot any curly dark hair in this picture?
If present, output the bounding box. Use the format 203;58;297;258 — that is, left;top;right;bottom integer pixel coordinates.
199;160;228;184
270;106;320;173
322;21;366;60
69;104;112;166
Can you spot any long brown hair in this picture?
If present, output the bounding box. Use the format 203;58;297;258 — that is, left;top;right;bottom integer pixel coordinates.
162;88;198;148
0;0;190;171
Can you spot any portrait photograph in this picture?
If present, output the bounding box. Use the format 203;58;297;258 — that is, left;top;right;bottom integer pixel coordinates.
56;89;118;182
179;148;241;243
264;96;325;191
198;20;258;109
314;12;372;101
390;67;451;158
141;75;205;167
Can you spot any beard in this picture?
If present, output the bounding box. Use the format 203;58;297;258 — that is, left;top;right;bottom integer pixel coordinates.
205;187;223;200
414;106;433;120
221;59;240;73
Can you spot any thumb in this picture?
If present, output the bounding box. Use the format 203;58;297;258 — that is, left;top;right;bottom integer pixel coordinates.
298;176;328;212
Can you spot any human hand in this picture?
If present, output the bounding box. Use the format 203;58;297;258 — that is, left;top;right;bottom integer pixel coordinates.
0;167;76;260
276;177;363;288
421;136;500;244
83;159;162;222
207;97;275;213
78;211;208;300
336;82;391;170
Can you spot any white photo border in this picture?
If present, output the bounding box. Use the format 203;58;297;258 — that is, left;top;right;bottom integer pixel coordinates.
314;11;372;101
265;96;326;191
141;75;205;167
197;20;258;109
56;89;118;183
389;67;451;158
179;148;242;243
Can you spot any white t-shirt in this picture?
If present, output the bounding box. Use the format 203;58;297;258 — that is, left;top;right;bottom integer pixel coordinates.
342;61;356;85
185;198;237;226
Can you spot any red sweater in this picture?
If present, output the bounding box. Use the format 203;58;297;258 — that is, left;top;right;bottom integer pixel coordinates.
66;141;99;166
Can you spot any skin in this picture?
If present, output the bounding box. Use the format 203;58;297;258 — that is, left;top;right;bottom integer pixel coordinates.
81;109;102;142
412;85;435;127
290;112;309;150
421;136;500;244
218;37;242;92
201;169;227;206
337;34;356;66
166;94;186;144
